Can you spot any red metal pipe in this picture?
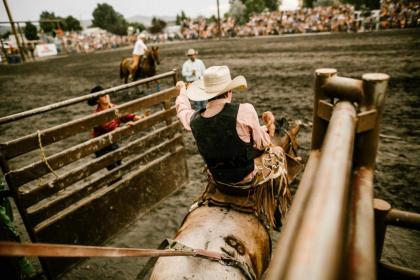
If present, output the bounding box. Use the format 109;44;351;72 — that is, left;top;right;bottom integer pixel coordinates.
347;167;376;280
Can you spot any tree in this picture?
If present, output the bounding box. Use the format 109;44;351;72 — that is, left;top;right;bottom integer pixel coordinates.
303;0;314;7
39;11;57;33
92;3;128;35
229;0;248;24
264;0;279;11
130;22;146;33
341;0;379;9
176;10;188;25
242;0;266;16
64;16;82;31
24;22;39;40
207;15;218;23
149;17;167;34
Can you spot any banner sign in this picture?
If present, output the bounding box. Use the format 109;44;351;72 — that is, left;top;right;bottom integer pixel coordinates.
35;44;58;57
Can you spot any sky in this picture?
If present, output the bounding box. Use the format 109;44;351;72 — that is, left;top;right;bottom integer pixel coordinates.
1;0;298;22
1;0;230;22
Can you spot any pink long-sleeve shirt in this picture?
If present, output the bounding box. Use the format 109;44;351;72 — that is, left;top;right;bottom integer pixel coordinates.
175;86;271;151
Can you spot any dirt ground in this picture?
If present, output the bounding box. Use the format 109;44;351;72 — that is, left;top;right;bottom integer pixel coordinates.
0;29;419;278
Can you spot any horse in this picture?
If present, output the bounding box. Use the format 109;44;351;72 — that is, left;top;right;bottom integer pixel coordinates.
149;115;302;280
119;46;160;84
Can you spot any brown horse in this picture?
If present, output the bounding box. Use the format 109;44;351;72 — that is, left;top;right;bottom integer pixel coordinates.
119;46;160;84
150;115;302;280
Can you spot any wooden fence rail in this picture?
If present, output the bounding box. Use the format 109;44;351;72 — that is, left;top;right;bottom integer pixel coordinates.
0;70;177;125
0;71;189;279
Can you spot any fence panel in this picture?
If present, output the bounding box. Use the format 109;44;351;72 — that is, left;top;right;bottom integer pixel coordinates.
0;72;188;279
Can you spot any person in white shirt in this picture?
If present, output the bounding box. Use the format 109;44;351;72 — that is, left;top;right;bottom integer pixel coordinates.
130;33;148;78
182;49;207;110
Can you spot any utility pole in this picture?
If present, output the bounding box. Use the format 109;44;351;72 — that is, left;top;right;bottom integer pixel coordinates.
217;0;221;39
16;22;29;58
2;0;25;62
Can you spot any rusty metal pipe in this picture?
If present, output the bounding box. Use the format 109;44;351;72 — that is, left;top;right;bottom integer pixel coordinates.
285;101;357;280
355;73;390;169
378;261;420;279
347;167;376;280
311;68;337;150
373;198;391;261
0;70;177;125
266;150;321;280
386;209;420;230
323;76;364;103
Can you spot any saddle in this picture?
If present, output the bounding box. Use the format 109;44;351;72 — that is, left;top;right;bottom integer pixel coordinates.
197;146;295;230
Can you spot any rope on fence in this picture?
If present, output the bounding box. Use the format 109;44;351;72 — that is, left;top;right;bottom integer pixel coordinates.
37;130;59;181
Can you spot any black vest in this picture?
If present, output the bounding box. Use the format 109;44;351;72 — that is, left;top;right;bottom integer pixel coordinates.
190;103;258;183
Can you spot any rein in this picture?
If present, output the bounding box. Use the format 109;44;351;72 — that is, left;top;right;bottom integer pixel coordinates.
0;241;222;260
0;240;256;280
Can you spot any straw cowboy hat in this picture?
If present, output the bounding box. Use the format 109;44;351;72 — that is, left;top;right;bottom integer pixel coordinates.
187;66;247;101
186;48;198;56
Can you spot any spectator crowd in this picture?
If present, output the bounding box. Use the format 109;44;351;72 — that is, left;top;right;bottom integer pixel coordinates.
179;4;357;38
2;0;418;61
38;28;133;54
179;1;418;39
379;0;419;29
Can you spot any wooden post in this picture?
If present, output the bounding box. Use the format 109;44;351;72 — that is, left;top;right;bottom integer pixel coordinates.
217;0;221;39
0;39;8;63
2;0;25;62
373;198;391;261
16;22;29;60
172;68;178;86
355;73;390;169
312;68;337;150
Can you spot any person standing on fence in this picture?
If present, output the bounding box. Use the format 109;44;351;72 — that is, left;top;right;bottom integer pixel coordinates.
182;48;207;110
87;85;143;170
130;34;148;79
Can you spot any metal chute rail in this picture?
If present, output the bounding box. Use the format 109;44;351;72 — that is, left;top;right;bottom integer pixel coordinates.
265;69;420;280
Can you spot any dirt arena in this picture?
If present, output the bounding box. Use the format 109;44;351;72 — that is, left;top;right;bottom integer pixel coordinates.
0;29;419;278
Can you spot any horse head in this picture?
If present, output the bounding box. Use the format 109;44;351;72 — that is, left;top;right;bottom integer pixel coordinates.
149;46;160;65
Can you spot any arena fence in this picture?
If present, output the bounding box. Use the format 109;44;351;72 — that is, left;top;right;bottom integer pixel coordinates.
0;70;188;278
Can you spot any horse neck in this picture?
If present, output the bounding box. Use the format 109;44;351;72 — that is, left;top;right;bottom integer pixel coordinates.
145;53;156;68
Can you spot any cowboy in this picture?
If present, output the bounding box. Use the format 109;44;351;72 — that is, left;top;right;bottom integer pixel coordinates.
182;48;206;111
130;33;148;77
176;66;291;229
87;85;143;170
176;65;272;184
